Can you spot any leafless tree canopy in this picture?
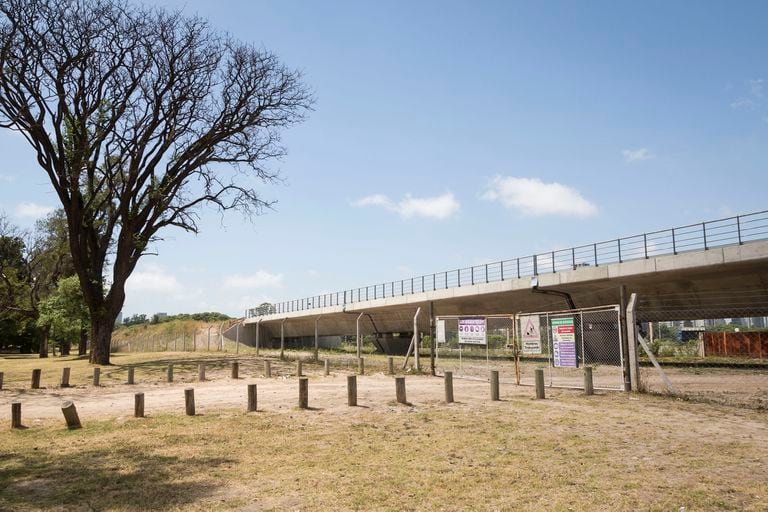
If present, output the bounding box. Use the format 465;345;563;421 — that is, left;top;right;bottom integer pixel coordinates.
0;0;312;363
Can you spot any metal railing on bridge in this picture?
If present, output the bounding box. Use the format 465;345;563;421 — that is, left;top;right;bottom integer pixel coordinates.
248;209;768;318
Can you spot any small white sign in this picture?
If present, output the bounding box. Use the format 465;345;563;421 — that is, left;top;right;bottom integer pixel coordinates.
458;317;487;345
520;315;542;355
436;319;446;344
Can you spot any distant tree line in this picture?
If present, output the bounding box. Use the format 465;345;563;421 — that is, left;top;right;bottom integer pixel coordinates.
119;312;231;327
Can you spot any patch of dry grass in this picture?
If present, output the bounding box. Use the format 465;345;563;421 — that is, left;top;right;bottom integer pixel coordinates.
1;389;766;511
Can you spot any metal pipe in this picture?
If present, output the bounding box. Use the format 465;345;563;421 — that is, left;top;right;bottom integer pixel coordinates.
413;307;422;371
356;312;364;358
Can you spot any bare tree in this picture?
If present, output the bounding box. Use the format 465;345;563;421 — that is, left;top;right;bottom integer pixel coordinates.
0;0;311;364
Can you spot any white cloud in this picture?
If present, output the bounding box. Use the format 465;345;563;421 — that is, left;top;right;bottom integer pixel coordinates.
223;270;283;289
352;192;460;220
622;148;655;163
482;176;597;217
0;174;14;183
748;78;764;98
15;202;54;220
126;263;182;293
730;98;756;110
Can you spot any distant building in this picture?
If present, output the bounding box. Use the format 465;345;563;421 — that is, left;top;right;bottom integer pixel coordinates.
155;312;168;321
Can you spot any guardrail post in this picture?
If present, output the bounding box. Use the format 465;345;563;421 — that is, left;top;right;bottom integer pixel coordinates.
535;368;545;399
643;233;648;258
703;223;708;250
247;384;258;412
347;375;357;406
298;377;309;409
134;393;145;417
618;239;622;263
185;388;195;415
584;366;594;396
395;377;407;404
490;370;500;401
444;371;454;403
11;401;22;429
737;215;742;244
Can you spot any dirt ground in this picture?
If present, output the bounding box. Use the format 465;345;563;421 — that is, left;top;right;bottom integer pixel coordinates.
1;353;768;510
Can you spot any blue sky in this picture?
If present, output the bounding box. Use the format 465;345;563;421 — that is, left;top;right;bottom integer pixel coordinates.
0;0;766;317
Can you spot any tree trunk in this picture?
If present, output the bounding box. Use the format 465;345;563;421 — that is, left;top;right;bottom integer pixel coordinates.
78;327;87;356
61;341;71;356
39;327;49;358
90;317;114;365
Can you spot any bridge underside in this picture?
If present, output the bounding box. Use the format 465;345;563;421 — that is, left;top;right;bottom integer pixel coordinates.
243;241;768;342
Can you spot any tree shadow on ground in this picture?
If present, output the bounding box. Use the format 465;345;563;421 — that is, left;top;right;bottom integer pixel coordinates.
0;445;234;511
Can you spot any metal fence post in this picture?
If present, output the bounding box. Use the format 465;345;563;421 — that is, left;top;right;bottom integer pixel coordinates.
626;293;640;392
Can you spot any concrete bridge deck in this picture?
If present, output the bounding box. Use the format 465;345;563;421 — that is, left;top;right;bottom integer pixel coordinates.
243;225;768;341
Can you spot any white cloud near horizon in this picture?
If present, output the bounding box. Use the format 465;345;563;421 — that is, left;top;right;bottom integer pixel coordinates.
126;263;182;294
352;192;460;220
15;202;54;220
482;176;597;217
223;270;283;289
622;148;655;162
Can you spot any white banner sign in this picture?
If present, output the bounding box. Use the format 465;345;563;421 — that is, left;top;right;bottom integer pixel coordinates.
458;317;487;345
436;319;446;344
520;315;542;355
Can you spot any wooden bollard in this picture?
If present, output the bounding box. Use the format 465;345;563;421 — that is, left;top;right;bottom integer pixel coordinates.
185;388;195;415
444;371;454;403
387;356;394;375
347;375;357;406
167;364;174;383
61;368;71;388
535;368;546;399
11;401;21;429
395;377;407;404
323;359;329;376
296;360;303;377
231;361;239;379
264;360;271;378
92;367;100;386
0;371;4;390
358;357;365;376
134;393;145;418
61;401;82;429
198;363;206;381
584;366;594;396
298;377;309;409
31;369;41;389
247;384;258;412
490;370;500;401
127;367;135;385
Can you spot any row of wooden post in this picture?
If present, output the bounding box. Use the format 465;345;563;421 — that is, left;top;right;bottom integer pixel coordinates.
6;356;385;391
9;366;597;430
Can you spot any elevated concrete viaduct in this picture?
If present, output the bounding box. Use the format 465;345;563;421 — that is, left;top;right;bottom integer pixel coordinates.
243;238;768;344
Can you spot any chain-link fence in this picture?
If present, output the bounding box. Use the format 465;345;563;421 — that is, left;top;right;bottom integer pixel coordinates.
634;290;768;409
434;306;625;391
111;321;243;353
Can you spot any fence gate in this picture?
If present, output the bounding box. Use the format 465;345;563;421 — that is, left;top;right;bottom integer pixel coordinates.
435;305;625;391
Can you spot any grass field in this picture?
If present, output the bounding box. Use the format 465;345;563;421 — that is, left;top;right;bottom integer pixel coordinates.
1;353;767;511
